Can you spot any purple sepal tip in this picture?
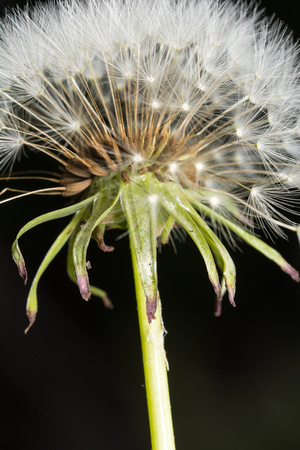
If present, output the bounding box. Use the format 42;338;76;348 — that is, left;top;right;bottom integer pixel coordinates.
24;310;37;334
77;273;91;301
227;285;236;307
214;299;222;317
18;261;28;285
146;294;157;324
282;264;300;282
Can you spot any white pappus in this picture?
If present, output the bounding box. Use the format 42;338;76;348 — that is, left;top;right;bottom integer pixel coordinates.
0;0;299;324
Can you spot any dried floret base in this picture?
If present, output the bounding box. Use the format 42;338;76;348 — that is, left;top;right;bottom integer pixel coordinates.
131;243;175;450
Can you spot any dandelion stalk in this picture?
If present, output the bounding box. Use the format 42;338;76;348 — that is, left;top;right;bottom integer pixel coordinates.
131;242;175;450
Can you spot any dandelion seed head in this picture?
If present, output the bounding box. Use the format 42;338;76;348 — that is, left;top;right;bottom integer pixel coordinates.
1;0;300;323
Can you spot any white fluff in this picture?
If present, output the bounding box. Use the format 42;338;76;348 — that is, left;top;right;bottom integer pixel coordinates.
0;0;300;236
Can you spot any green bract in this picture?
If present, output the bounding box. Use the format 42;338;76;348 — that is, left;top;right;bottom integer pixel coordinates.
11;171;299;332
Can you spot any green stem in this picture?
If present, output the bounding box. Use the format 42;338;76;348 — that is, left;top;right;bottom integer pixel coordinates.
130;242;175;450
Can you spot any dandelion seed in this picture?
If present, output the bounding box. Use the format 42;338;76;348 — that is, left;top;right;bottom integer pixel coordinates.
169;163;178;174
133;154;143;163
151;101;160;110
210;196;220;207
195;162;204;172
148;194;158;204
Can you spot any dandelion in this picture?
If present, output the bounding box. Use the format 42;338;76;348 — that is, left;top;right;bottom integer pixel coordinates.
1;0;300;448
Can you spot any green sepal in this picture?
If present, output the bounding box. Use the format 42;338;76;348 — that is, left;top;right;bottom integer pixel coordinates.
161;215;176;245
92;224;115;252
72;182;121;300
165;185;236;308
12;194;96;283
121;173;158;323
67;223;113;308
191;198;300;282
202;237;235;316
25;212;84;333
154;181;222;303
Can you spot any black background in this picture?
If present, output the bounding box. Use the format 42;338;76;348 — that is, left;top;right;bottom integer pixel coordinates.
1;1;300;449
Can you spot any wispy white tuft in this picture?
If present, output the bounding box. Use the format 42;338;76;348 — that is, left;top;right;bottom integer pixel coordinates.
0;110;27;171
0;0;300;238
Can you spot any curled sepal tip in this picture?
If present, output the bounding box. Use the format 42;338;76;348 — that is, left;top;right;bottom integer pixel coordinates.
214;278;226;317
67;224;112;307
11;195;96;287
227;285;236;307
12;242;28;284
281;263;300;282
214;299;222;317
22;212;85;331
214;292;236;316
24;310;37;334
102;295;114;309
92;225;114;252
75;271;91;301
